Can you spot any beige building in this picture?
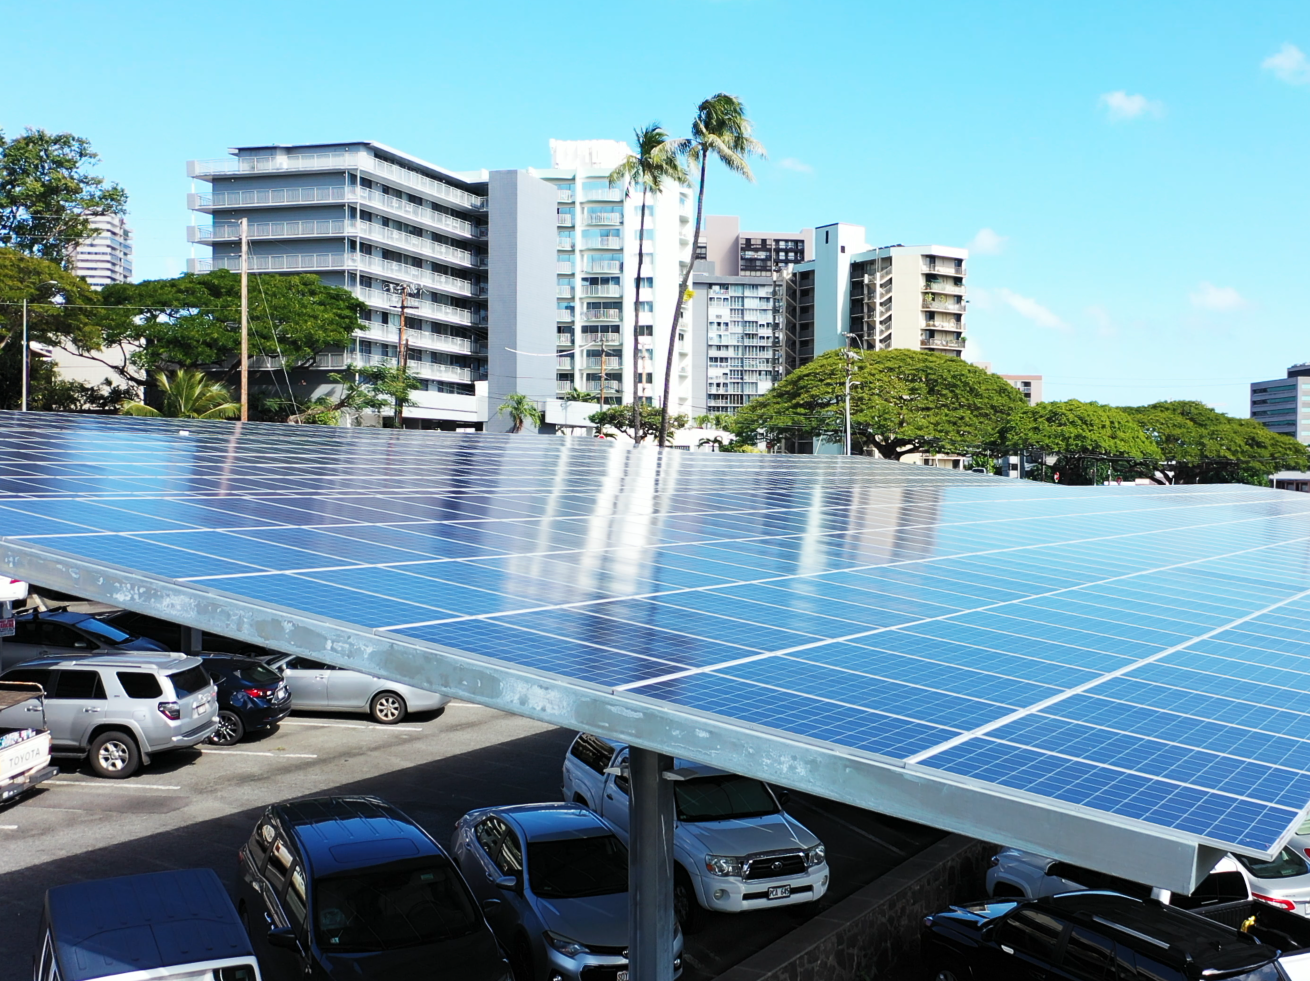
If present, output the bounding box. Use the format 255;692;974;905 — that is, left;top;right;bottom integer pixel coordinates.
698;215;811;279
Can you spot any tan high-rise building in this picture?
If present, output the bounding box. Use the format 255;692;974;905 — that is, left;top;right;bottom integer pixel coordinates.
69;214;133;288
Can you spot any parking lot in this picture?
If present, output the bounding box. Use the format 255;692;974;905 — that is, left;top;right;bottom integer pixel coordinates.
0;699;941;981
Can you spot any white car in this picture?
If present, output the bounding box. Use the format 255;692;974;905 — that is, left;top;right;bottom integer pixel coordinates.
561;732;829;928
987;846;1310;914
268;655;449;724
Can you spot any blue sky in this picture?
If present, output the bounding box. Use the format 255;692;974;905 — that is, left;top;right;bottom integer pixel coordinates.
5;0;1309;412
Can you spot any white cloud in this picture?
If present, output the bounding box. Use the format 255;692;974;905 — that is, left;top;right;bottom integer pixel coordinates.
1099;90;1164;121
1190;282;1247;311
995;288;1072;332
1263;43;1310;84
777;157;813;174
968;228;1007;255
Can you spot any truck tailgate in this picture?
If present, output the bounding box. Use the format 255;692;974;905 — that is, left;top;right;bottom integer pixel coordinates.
0;730;52;783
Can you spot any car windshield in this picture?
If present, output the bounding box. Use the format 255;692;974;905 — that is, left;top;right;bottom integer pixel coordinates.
236;663;281;686
166;666;211;697
77;618;135;644
527;834;628;899
314;860;480;952
1298;816;1310;837
674;775;779;822
1235;847;1309;880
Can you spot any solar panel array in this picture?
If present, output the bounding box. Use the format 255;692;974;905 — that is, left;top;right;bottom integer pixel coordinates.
4;412;1310;860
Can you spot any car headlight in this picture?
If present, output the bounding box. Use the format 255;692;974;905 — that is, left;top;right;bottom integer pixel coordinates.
805;844;826;868
545;931;590;957
705;854;744;877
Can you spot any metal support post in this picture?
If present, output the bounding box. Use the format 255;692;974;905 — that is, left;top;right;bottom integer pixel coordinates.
240;218;249;422
20;299;28;412
183;627;202;654
628;747;676;981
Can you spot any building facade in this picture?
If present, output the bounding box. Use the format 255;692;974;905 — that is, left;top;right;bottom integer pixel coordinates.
1250;365;1310;442
688;270;782;417
531;140;695;415
1000;374;1043;405
69;214;133;288
697;216;811;279
187;142;556;429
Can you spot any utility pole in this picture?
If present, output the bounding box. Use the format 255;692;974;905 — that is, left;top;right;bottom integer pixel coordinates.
20;298;28;413
598;334;607;410
240;217;249;422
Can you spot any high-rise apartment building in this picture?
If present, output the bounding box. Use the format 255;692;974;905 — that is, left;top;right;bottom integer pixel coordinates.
1250;365;1310;442
532;140;694;412
697;215;811;278
187;142;555;429
688;270;782;416
69;214;133;288
781;224;968;373
1000;374;1043;405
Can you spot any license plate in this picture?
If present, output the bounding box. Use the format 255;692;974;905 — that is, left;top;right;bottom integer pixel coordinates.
768;885;791;900
195;703;209;715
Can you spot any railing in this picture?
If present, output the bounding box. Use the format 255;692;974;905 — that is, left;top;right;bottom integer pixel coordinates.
557;189;575;203
583;309;621;321
557;287;575;298
355;287;477;325
586;213;622;225
356;186;481;238
582;235;623;250
354;323;483;355
921;335;966;349
187;152;487;211
557;333;574;345
558;237;575;250
923;262;965;276
922;299;965;312
192;219;481;268
922;279;965;294
582;187;624;202
190;253;479;298
584;381;622;394
557;214;575;226
586;259;622;273
556;261;575;273
349;351;478;383
557;310;575;323
557;355;574;369
581;286;622;297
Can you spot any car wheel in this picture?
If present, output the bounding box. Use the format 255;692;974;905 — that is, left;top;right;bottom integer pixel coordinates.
510;936;534;981
370;692;407;725
210;710;244;746
89;731;140;779
673;866;704;934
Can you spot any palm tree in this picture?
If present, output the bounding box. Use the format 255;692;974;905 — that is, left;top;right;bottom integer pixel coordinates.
121;369;240;419
608;125;688;443
657;94;765;447
497;392;545;433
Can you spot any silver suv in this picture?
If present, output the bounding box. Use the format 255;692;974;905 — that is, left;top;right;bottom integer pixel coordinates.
0;653;218;778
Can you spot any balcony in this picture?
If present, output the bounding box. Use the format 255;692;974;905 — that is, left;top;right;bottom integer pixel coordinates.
922;298;965;313
582;187;624;202
354;322;483;356
189;186;347;211
557;355;575;369
557;333;574;346
581;286;622;297
557;189;575;203
558;237;576;250
556;261;575;273
585;259;622;273
187;152;487;212
557;287;575;298
584;381;622;395
921;334;966;350
192;220;483;269
923;261;965;276
355;187;482;240
922;278;965;295
355;287;476;326
191;253;479;300
583;309;621;322
586;213;622;225
582;236;623;250
557;214;575;226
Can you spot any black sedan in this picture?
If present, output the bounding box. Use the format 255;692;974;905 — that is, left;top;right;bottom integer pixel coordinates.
200;655;292;745
100;610;270;658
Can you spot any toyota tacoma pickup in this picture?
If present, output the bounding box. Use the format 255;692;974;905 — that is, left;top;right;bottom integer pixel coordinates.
0;681;56;804
561;732;828;928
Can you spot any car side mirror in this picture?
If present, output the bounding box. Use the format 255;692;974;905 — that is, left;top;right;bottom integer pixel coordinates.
494;875;518;891
481;898;502;913
266;927;301;952
775;788;791;806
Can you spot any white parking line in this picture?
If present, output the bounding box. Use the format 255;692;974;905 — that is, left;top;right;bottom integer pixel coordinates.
0;825;18;830
449;701;493;709
280;721;423;732
47;780;182;790
199;749;318;758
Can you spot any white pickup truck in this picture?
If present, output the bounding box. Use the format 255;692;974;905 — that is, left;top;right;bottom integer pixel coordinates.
561;733;829;929
0;681;56;804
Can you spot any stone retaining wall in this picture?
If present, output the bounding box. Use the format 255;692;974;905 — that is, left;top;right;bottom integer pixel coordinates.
712;835;995;981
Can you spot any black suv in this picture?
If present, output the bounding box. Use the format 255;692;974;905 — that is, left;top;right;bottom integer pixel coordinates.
236;796;510;981
199;655;292;745
924;891;1283;981
101;610;269;659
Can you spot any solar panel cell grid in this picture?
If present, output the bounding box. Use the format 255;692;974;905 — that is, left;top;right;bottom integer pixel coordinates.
6;412;1310;869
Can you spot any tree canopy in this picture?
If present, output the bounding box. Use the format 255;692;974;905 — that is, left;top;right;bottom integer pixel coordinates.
590;402;688;442
732;349;1027;458
1126;400;1309;484
89;269;365;386
0;129;127;266
1001;399;1159;484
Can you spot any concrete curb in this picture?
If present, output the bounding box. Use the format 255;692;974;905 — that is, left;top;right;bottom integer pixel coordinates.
711;834;994;981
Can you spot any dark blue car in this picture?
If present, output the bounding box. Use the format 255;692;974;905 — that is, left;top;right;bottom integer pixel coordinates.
200;655;292;746
236;795;510;981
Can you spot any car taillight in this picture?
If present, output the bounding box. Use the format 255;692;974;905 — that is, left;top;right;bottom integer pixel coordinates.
1253;892;1297;911
243;687;273;699
157;701;180;720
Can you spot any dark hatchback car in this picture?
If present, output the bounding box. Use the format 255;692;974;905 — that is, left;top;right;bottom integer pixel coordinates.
0;610;168;671
923;891;1283;981
200;655;292;746
236;795;511;981
101;610;269;658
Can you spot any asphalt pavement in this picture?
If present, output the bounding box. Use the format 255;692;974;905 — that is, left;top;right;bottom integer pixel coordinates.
0;704;941;981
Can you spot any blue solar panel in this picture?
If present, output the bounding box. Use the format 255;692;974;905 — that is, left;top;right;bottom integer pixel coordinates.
6;412;1310;874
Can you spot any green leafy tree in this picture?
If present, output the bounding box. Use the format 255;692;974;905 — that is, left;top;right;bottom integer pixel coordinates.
0;129;127;266
560;388;599;404
658;94;766;447
0;248;106;410
610;125;688;441
90;270;364;386
1003;399;1159;484
1126;400;1309;485
122;369;240;419
498;392;546;433
590;402;688;443
260;364;420;425
733;349;1026;458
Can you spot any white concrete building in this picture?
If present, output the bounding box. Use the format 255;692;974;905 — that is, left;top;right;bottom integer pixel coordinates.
689;270;782;416
532;140;695;421
68;214;133;288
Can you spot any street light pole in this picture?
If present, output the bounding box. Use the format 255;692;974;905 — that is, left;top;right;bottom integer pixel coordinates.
840;331;866;457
